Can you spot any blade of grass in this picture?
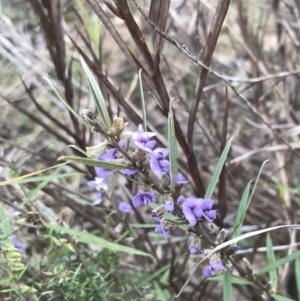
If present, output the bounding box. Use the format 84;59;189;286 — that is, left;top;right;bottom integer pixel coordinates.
138;69;147;130
223;270;233;301
168;99;178;189
80;56;111;130
204;138;232;199
266;234;277;290
0;205;10;235
46;224;151;257
295;258;300;301
58;156;130;170
273;295;296;301
257;249;300;275
231;180;252;239
153;281;167;301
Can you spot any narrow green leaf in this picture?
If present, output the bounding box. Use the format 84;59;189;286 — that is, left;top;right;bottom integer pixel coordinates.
273;294;296;301
80;56;111;130
45;78;84;122
205;138;232;199
231;180;252;239
248;160;268;203
258;250;300;275
0;204;10;235
58;156;130;170
46;224;151;257
168;99;178;189
207;275;252;285
138;69;147;131
295;258;300;301
68;145;87;156
223;270;233;301
137;264;170;288
266;234;277;290
153;281;167;301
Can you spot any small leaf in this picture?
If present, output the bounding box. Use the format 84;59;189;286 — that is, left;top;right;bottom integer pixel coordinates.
46;224;151;257
138;69;147;131
266;234;277;290
58;156;130;170
231;180;252;239
295;258;300;301
80;56;111;130
273;295;296;301
45;78;84;122
0;204;10;235
205;138;232;199
223;270;233;301
168;99;178;189
153;281;168;301
258;249;300;275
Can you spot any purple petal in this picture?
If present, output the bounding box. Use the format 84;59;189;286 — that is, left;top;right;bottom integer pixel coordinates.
132;193;144;207
154;225;162;233
118;202;133;214
206;210;217;220
183;206;197;226
233;245;240;252
95;167;112;179
152;147;169;158
152;212;161;223
164;201;174;212
201;199;214;211
177;195;186;205
100;148;117;161
176;173;188;185
210;260;223;271
226;263;233;271
203;267;213;277
119;140;125;148
145;140;156;152
184;197;202;209
193;206;204;218
121;169;138;176
134;141;155;153
92;192;103;206
159;160;170;170
150;158;163;179
88;180;97;188
189;245;198;254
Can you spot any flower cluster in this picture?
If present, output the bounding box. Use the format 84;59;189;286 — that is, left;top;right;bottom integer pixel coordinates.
87;122;237;279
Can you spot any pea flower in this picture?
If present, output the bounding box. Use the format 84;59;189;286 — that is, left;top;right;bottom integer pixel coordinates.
175;173;188;186
92;192;103;206
11;235;26;252
152;213;170;239
132;191;156;207
118;202;134;214
183;197;217;226
131;124;156;152
94;148;118;179
149;148;170;179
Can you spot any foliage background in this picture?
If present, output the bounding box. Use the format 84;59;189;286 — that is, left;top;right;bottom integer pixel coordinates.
0;0;300;300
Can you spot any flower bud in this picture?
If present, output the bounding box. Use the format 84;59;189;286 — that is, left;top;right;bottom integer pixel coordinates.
216;228;228;244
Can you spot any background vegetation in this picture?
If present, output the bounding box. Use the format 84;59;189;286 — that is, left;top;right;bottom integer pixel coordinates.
0;0;300;300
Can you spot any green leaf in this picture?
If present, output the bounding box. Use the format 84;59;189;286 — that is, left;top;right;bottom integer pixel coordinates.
223;270;233;301
266;234;277;290
0;204;10;235
153;281;167;301
138;69;147;131
273;294;296;301
205;138;232;199
46;224;151;257
45;78;84;122
207;275;252;285
168;100;178;189
80;56;111;130
295;258;300;301
258;249;300;275
58;156;130;170
137;264;170;288
231;180;252;239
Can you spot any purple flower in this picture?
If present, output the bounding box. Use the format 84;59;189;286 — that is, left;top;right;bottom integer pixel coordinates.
233;245;240;252
163;199;174;212
182;197;204;226
10;235;25;252
88;177;105;190
189;245;199;254
118;202;134;214
203;267;213;277
149;148;170;179
175;173;188;186
154;222;170;239
121;169;138;176
183;197;217;226
95;148;118;179
131;124;156;152
132;192;156;207
177;195;186;205
92;192;103;206
203;259;224;278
